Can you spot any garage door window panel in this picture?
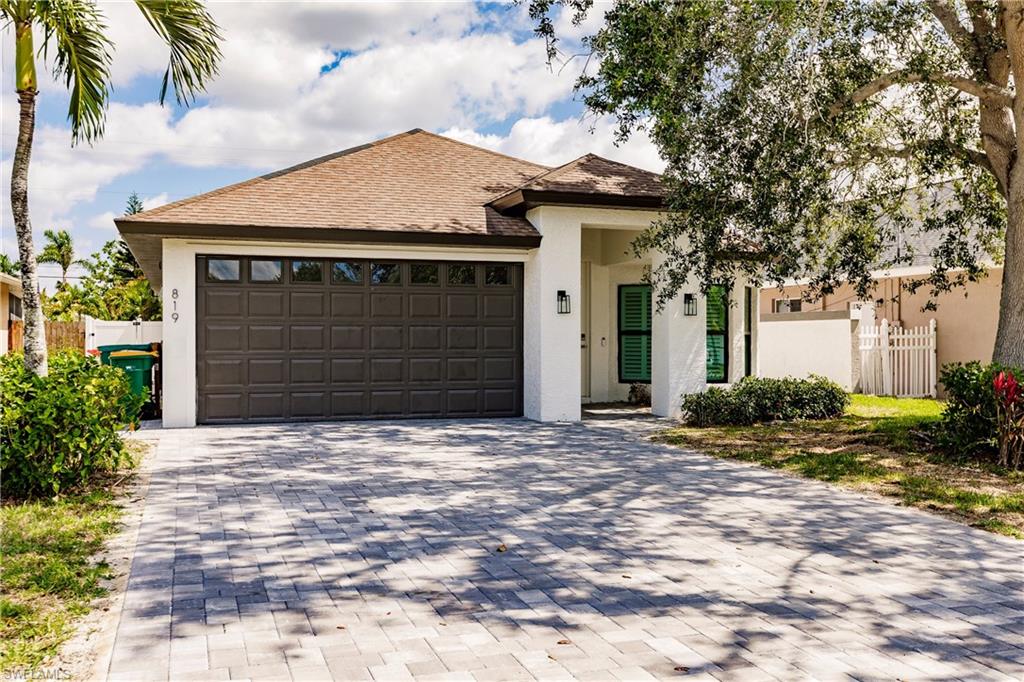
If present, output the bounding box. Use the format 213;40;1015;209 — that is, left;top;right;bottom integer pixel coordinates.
207;258;240;282
332;261;363;284
371;263;401;285
250;260;283;283
448;264;476;286
410;263;439;285
292;260;324;283
485;265;510;286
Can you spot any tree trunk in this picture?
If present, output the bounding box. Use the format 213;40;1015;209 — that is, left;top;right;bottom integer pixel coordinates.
994;194;1024;367
992;3;1024;368
11;88;47;376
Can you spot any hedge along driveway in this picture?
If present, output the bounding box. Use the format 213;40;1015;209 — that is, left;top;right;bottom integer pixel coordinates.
102;416;1023;681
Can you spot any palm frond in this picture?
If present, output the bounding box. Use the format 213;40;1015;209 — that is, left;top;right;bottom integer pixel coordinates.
134;0;222;106
35;0;113;144
0;1;30;24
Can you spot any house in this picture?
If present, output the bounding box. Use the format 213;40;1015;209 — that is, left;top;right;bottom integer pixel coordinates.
0;272;23;356
116;129;756;427
759;222;1003;392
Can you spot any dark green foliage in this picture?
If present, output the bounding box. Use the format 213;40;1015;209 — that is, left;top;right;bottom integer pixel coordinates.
43;240;160;322
936;361;1022;460
527;1;1005;309
681;376;849;426
0;351;142;498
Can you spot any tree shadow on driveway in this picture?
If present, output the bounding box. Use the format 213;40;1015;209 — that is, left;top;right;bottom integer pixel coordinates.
109;417;1024;680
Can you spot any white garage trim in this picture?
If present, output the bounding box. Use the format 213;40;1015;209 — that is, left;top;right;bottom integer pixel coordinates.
160;238;532;428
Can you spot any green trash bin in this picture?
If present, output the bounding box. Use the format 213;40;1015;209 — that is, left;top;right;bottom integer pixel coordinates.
97;343;153;366
108;350;158;411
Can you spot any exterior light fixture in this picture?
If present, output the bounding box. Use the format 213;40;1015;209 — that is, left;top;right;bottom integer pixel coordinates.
684;293;697;316
557;290;571;314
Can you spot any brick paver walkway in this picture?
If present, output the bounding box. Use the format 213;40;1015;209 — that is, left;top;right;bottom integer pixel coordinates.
106;416;1024;681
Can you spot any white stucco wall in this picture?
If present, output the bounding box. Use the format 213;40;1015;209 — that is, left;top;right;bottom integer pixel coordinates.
159;238;530;428
158;207;758;427
523;207;583;421
650;254;706;419
758;312;856;389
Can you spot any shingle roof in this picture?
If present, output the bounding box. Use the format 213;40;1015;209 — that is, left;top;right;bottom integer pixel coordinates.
509;153;665;198
118;129;549;239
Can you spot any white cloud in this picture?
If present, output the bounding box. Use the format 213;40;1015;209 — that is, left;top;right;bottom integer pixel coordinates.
443;116;664;172
88;211;118;231
1;1;661;256
142;193;169;210
1;103;175;232
553;1;611;42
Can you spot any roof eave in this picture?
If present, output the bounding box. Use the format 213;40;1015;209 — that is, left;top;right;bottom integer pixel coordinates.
490;189;665;215
114;219;543;249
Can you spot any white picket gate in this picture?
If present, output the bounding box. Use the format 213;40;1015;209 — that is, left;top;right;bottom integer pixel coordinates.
859;317;937;398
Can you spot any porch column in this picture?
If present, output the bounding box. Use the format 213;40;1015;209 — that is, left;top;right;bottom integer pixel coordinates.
651;250;706;419
523;207;582;421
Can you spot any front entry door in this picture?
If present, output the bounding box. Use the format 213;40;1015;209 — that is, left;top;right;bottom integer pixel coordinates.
581;261;591;400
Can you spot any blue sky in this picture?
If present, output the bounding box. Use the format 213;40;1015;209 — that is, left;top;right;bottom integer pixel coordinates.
0;1;660;288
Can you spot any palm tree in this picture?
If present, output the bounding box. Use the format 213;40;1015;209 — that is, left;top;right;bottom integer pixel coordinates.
0;254;19;276
37;228;83;286
2;0;221;375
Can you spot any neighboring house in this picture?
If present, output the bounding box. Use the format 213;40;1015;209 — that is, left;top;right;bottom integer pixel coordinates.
0;273;24;355
116;129;756;427
759;222;1003;391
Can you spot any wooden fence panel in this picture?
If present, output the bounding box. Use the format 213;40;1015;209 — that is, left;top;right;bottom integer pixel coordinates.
8;320;85;354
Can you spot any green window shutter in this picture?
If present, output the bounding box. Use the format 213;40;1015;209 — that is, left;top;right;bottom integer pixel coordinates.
706;285;728;383
619;285;652;383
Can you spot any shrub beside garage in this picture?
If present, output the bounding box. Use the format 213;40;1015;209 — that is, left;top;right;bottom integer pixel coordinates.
0;350;143;498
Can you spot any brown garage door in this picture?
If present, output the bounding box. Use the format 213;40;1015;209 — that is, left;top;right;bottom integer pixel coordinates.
196;256;523;423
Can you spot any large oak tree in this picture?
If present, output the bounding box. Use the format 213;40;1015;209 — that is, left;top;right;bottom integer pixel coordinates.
530;0;1024;366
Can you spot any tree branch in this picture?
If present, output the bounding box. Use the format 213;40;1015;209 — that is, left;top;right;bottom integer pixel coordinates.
841;141;993;174
928;0;980;63
964;0;997;40
828;70;1014;116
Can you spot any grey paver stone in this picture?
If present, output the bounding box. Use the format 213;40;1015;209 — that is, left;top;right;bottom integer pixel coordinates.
104;418;1024;682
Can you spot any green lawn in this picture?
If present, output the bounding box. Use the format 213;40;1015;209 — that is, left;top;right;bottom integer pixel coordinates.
0;488;124;672
659;394;1024;538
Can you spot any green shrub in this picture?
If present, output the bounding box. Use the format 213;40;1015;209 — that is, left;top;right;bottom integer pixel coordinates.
0;351;142;498
680;375;849;426
937;361;1023;462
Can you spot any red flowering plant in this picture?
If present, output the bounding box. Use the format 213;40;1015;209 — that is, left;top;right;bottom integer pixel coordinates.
993;371;1024;470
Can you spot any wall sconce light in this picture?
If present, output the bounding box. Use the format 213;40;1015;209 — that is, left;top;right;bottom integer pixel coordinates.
557;290;571;314
684;293;697;316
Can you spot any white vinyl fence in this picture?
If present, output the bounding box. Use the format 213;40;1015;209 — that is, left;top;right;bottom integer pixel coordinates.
84;316;162;351
859;316;937;398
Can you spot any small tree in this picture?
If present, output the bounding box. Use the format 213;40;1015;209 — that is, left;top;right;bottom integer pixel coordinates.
124;191;145;216
3;0;221;376
37;228;82;286
529;0;1024;366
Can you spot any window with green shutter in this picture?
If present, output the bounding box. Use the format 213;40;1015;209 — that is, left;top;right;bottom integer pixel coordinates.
706;285;729;383
618;284;652;383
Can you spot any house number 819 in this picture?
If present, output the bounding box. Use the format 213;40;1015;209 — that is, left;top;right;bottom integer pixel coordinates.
171;288;179;323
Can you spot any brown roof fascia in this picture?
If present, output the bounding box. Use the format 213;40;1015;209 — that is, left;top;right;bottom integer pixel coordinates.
114;220;542;249
491;189;665;215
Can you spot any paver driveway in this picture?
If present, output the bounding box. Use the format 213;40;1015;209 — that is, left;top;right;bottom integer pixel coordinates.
106;416;1024;681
